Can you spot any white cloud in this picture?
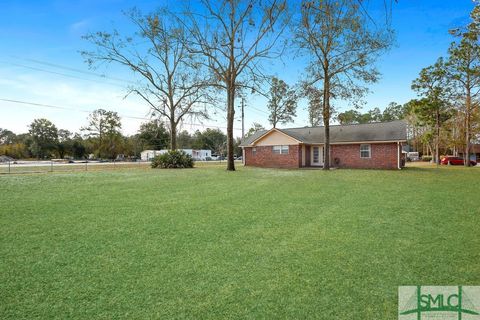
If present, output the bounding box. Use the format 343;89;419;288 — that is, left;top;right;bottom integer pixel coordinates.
70;19;90;33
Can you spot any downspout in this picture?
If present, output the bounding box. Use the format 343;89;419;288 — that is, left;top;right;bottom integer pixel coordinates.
397;142;401;170
242;147;245;166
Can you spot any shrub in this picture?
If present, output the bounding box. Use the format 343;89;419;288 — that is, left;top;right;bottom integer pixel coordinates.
422;155;432;162
151;150;194;169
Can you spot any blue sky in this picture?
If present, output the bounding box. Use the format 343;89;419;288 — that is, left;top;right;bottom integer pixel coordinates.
0;0;475;136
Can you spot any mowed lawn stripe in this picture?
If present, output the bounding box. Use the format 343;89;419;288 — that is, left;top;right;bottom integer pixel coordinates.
1;165;479;319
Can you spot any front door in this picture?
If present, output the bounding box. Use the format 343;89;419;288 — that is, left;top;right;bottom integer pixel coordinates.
311;146;324;166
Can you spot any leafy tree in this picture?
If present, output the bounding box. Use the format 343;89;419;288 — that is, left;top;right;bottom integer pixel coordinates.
56;129;73;159
446;5;480;166
82;8;211;150
412;58;453;164
245;123;266;139
337;110;361;125
192;128;226;155
382;102;407;121
296;0;393;169
0;128;16;145
177;130;194;149
185;0;290;170
138;120;170;150
267;77;297;128
306;86;323;126
82;109;122;159
71;134;87;159
28;118;59;159
0;142;28;159
338;105;401;125
362;108;382;123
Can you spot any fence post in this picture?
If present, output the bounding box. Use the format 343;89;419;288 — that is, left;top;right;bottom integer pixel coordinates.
51;161;53;172
85;160;88;171
8;160;11;174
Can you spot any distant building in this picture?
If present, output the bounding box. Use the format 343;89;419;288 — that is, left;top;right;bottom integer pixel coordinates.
458;144;480;161
0;155;14;162
141;149;212;161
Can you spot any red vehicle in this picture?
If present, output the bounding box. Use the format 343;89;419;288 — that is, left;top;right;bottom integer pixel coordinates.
440;156;477;166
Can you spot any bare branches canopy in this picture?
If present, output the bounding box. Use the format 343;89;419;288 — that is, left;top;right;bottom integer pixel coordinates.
81;8;212;149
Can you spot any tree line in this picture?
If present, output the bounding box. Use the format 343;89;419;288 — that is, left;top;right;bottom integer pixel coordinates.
4;1;478;168
0;110;245;160
80;0;395;170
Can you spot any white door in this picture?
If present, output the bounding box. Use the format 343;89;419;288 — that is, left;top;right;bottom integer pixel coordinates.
311;146;324;166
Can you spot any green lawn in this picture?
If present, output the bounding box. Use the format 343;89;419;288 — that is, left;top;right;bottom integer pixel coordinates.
1;164;479;319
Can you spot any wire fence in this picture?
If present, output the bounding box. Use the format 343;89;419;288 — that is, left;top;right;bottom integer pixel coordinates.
0;160;150;175
0;159;238;175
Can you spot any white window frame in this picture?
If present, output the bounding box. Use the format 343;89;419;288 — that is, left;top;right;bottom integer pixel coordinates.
360;144;371;159
252;147;256;156
273;145;289;154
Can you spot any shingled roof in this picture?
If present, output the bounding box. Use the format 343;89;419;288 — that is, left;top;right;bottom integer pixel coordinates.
240;120;407;146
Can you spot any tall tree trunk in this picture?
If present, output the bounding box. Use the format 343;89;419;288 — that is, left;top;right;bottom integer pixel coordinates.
435;109;440;165
465;89;471;167
170;119;177;150
226;84;235;171
323;76;330;170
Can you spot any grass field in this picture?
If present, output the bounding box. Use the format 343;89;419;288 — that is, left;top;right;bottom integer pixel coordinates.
1;163;479;319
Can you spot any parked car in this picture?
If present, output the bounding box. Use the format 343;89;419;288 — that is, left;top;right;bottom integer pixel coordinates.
440;156;477;166
407;152;420;161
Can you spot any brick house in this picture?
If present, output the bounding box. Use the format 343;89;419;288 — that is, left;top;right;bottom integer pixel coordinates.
240;121;407;169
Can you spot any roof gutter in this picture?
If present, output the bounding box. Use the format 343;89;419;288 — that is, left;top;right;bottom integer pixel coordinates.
397;141;401;170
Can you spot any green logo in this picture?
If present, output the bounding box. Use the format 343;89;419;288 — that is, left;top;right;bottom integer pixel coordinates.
399;286;480;319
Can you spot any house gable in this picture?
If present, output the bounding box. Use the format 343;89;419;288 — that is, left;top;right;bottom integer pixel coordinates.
252;129;300;146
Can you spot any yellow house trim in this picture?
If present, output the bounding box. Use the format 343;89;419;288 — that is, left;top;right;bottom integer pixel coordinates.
250;128;302;146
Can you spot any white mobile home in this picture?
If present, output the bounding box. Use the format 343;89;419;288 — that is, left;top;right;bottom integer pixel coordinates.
141;149;212;161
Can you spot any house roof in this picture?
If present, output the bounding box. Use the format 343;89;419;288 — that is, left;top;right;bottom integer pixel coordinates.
240;120;407;146
458;144;480;154
0;155;14;162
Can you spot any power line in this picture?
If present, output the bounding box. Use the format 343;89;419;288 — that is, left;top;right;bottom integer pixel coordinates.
8;56;270;114
6;56;270;116
0;98;242;131
249;105;268;115
10;56;137;85
0;61;129;88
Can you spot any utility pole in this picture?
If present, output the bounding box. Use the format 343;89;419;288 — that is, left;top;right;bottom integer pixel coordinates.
241;97;245;139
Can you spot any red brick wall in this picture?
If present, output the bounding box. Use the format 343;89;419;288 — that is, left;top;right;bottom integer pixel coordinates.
330;143;400;169
244;145;300;168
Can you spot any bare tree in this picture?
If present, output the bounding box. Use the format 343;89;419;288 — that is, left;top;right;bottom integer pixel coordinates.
82;8;211;149
296;0;393;169
184;0;290;171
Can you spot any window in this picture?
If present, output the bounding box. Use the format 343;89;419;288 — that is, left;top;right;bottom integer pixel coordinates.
273;145;289;154
252;147;256;156
360;144;371;158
